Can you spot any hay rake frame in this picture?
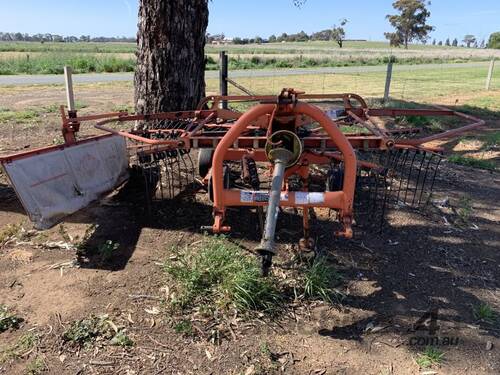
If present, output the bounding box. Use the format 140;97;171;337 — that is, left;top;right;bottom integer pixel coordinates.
0;89;485;274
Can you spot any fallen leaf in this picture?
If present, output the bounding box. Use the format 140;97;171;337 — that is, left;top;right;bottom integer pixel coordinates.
244;365;255;375
145;307;160;315
205;349;213;360
127;313;135;324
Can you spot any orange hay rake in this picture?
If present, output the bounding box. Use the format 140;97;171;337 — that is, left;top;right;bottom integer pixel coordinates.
0;89;484;274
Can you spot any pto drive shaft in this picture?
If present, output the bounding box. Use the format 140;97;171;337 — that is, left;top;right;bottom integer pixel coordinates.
255;148;293;274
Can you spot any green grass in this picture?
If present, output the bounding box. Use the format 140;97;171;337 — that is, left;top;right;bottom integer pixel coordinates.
416;346;445;368
303;257;342;303
0;40;497;75
0;53;135;75
0;332;39;365
0;102;88;124
483;131;500;147
164;236;282;314
395;115;445;132
0;109;39;123
0;41;136;53
174;320;193;336
25;356;46;375
457;196;473;222
447;155;496;170
473;303;497;323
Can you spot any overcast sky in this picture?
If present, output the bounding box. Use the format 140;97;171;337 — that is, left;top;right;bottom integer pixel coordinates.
0;0;498;42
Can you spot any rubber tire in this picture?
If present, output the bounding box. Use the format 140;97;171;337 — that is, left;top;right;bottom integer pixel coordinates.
198;148;214;178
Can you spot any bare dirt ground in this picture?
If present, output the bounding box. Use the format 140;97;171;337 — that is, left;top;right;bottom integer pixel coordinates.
0;84;499;374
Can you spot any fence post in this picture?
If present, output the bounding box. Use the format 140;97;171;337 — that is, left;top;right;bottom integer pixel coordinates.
219;51;228;109
383;56;394;103
64;66;75;112
486;59;495;90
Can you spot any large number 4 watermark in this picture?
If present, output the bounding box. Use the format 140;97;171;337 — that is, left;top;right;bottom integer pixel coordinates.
412;307;440;335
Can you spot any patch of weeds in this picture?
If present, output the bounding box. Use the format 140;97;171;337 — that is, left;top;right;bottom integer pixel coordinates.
76;224;98;252
428;118;444;132
42;103;63;113
164;236;282;315
51;135;65;145
112;104;134;113
448;154;496;171
0;223;22;246
339;125;371;134
0;305;23;332
33;232;48;245
396;115;446;133
456;196;472;222
473;303;497;324
0;332;39;364
58;224;71;243
25;356;46;374
109;330;134;347
14;110;39;123
62;314;132;349
74;101;87;110
303;257;342;304
259;341;272;356
62;314;113;348
174;320;193;336
396;115;429;128
97;240;120;262
0;109;40;123
415;346;444;368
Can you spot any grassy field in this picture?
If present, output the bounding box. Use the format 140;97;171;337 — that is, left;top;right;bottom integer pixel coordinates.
0;40;499;75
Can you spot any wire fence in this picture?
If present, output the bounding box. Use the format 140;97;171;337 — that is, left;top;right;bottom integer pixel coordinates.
207;60;498;109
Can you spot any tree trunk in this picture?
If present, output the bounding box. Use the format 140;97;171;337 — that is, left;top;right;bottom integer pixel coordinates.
134;0;209;116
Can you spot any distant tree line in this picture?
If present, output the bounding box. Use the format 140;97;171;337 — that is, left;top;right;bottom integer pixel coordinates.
430;36;487;48
0;32;135;43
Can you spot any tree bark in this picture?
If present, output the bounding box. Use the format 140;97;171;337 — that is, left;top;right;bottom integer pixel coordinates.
134;0;209;116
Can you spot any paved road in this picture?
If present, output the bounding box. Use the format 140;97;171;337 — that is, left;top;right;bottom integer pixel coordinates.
0;61;490;86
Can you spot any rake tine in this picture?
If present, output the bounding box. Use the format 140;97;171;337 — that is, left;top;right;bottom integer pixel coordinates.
372;169;380;212
403;150;419;205
424;155;442;206
410;151;428;207
184;151;195;185
167;157;176;198
174;153;182;196
378;173;389;232
179;153;190;192
416;153;434;206
395;149;410;204
142;165;152;218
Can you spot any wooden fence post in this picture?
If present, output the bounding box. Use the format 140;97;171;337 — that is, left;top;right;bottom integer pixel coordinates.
486;59;495;90
383;57;394;103
64;66;75;112
219;51;228;109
